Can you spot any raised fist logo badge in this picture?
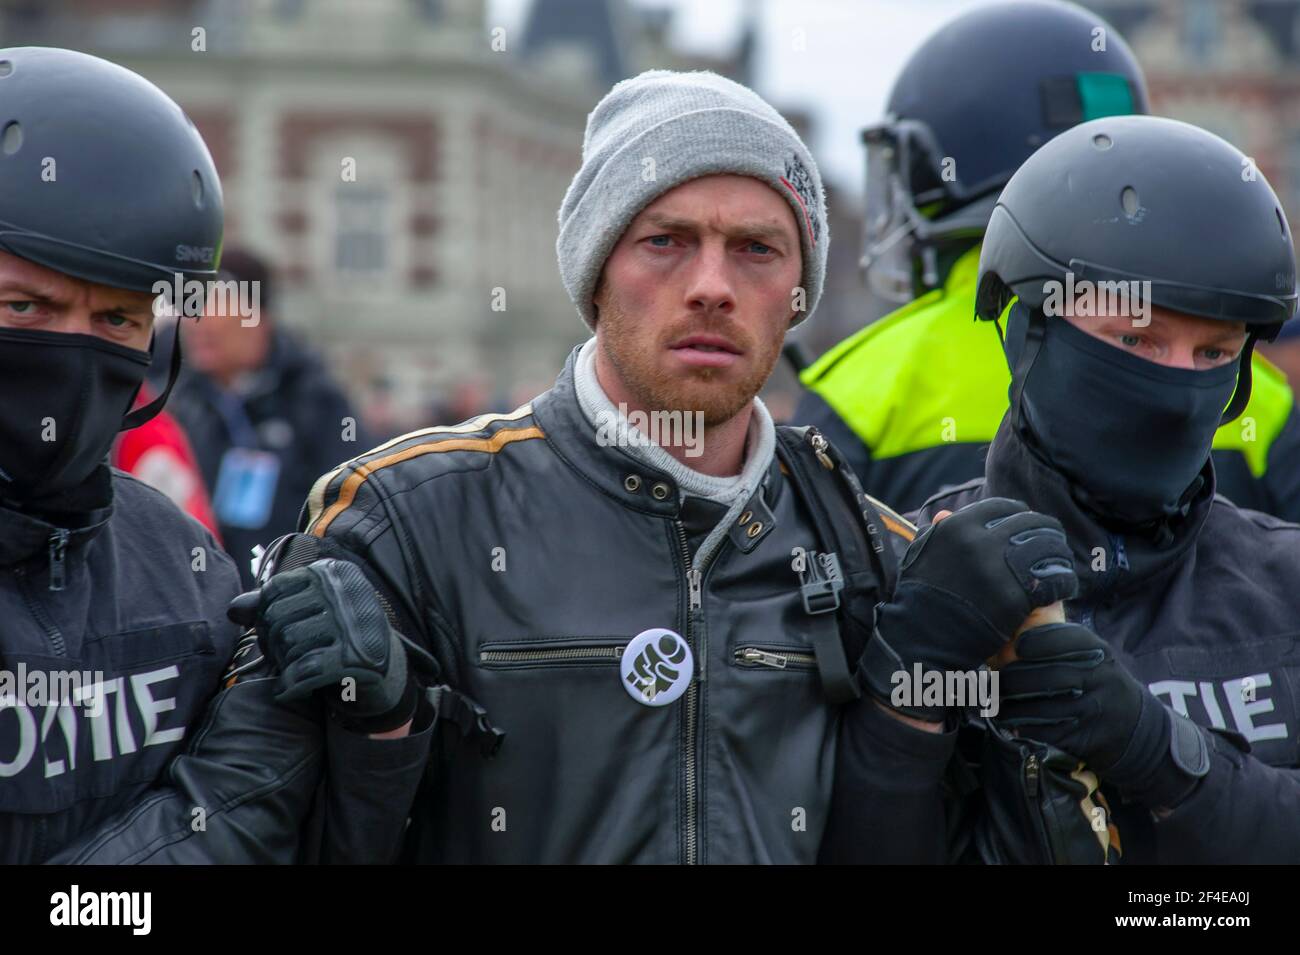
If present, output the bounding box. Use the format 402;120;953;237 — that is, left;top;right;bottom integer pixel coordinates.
621;628;693;707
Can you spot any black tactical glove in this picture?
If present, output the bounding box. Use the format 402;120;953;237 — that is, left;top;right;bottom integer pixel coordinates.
863;497;1077;721
998;623;1209;810
228;558;417;734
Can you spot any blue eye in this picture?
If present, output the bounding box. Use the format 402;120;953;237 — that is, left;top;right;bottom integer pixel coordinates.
748;242;772;255
648;235;672;247
7;301;33;314
1119;334;1141;347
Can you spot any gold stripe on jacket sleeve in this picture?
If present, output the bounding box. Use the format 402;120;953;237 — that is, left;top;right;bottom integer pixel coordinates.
309;425;545;537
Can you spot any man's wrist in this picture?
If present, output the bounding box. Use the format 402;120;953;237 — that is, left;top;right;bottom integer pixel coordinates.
873;699;944;734
333;677;419;735
369;719;413;740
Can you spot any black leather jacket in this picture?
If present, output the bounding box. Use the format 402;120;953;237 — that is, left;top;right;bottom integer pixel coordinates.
53;347;966;865
294;345;944;863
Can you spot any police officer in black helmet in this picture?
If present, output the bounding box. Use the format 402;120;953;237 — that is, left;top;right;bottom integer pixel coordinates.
915;114;1300;862
0;46;241;862
0;47;429;864
798;0;1300;523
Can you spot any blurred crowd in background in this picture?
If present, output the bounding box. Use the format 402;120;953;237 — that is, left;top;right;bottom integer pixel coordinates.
4;0;1300;574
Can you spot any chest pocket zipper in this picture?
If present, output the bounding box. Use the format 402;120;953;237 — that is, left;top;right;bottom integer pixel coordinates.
478;644;624;667
734;647;817;669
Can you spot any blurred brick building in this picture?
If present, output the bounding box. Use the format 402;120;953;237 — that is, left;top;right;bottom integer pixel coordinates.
0;0;861;428
1086;0;1300;223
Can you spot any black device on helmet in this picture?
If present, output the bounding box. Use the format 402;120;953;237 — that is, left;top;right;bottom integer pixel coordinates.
0;46;223;431
860;0;1148;302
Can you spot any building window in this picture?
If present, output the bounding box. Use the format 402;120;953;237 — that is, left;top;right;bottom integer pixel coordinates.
334;185;389;276
1183;0;1219;61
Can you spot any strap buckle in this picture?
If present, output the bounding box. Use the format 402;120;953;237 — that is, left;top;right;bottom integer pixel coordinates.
799;550;843;615
428;685;506;758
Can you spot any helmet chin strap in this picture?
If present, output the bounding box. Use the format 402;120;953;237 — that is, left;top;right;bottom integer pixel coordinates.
1005;304;1046;428
1219;332;1258;425
120;318;183;431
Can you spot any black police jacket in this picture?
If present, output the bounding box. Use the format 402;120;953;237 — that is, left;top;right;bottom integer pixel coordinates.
47;534;436;865
915;416;1300;863
0;468;239;863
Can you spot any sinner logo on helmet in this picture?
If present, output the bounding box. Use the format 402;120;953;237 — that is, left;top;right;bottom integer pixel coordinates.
175;244;216;265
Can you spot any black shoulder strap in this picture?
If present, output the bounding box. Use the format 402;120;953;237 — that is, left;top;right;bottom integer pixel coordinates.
774;425;904;703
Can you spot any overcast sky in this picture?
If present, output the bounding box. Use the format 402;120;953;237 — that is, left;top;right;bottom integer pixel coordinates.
489;0;992;196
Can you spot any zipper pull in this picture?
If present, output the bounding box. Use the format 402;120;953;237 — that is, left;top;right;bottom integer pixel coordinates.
736;648;788;669
1024;753;1040;797
688;568;702;612
807;427;835;470
48;529;69;592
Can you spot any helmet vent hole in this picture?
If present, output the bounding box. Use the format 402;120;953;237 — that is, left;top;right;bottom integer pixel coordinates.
1;121;22;156
1120;185;1140;217
0;61;12;78
192;170;204;209
1092;133;1113;150
1277;207;1287;237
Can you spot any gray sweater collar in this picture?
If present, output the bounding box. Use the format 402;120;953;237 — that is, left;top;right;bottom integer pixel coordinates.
571;337;775;507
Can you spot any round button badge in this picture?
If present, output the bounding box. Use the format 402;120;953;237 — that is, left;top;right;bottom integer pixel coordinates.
621;628;693;707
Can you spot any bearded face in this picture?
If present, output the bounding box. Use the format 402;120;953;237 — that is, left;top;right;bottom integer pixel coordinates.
592;174;803;429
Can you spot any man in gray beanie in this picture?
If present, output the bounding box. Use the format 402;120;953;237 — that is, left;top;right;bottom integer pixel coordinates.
560;69;830;556
559;69;827;332
72;70;1074;865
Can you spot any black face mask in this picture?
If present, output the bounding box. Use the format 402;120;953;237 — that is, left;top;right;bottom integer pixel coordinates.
1007;306;1239;527
0;328;151;499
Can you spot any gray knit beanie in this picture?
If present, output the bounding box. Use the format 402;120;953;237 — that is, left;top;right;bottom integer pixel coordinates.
557;69;828;332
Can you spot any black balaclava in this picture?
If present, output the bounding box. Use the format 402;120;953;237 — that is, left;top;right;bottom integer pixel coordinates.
1004;303;1239;529
0;328;152;501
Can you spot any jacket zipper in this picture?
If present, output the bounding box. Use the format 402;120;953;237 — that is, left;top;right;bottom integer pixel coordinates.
48;528;69;592
13;565;66;657
674;491;743;863
735;647;817;669
1076;533;1128;632
674;521;704;866
1021;752;1054;864
478;645;623;665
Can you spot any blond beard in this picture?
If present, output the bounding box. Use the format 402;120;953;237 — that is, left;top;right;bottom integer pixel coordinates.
596;295;784;428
